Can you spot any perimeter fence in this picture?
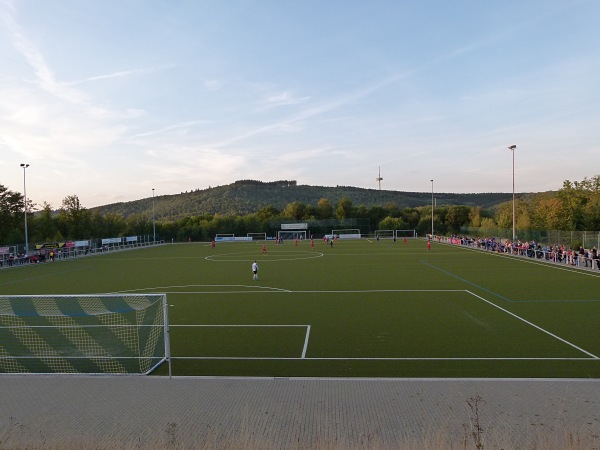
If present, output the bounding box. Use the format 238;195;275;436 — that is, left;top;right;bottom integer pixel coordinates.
460;227;600;249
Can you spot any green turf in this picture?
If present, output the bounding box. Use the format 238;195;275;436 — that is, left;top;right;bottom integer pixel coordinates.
1;238;599;378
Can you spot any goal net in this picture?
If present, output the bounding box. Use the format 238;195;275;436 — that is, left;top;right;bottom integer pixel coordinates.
0;294;170;375
375;230;395;239
247;232;267;241
395;229;417;239
331;229;361;239
277;230;307;240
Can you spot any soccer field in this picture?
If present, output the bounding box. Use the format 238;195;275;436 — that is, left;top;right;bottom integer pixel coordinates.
1;238;599;378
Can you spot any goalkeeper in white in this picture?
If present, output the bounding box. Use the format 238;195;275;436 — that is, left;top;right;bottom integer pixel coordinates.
252;260;259;281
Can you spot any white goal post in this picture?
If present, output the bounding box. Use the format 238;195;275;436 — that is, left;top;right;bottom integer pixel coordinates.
331;229;361;239
0;294;171;376
247;232;267;241
375;230;395;239
395;229;417;239
277;230;307;240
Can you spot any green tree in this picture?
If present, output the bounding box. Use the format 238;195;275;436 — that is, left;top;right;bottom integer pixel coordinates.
378;216;407;231
557;180;587;230
480;217;497;229
336;198;353;219
469;206;482;227
446;205;471;234
57;195;91;239
96;212;127;237
315;198;334;219
0;184;24;244
32;202;59;242
494;202;513;230
256;205;280;222
283;202;309;220
401;208;421;229
583;191;600;229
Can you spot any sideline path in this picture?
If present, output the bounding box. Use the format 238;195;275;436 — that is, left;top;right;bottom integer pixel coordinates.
1;377;599;449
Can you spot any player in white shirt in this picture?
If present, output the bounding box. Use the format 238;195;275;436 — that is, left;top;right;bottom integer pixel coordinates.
252;260;259;281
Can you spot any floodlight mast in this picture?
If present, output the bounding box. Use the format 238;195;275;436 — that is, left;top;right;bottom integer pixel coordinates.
20;163;30;255
430;179;434;237
152;188;156;242
508;145;517;242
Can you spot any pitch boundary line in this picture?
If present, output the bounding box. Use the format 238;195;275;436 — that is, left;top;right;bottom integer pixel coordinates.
443;241;600;279
171;324;311;359
421;261;600;303
171;357;597;361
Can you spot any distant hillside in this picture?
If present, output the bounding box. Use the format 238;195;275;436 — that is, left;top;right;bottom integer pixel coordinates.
90;180;517;220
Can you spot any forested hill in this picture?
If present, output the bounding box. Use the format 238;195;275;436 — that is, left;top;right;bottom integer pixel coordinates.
90;180;516;220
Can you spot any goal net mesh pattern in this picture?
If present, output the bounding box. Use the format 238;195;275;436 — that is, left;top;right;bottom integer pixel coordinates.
0;294;168;375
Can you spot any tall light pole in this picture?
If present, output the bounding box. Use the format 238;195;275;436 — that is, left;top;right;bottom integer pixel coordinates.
508;145;516;242
430;179;434;237
152;188;156;242
20;163;30;255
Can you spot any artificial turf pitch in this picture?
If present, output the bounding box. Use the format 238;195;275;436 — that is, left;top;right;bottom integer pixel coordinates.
1;238;599;378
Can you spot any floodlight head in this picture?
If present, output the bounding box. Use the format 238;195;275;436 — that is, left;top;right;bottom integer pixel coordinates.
508;145;516;150
20;163;29;168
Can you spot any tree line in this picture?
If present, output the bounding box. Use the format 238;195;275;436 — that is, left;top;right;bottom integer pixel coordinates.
1;175;598;246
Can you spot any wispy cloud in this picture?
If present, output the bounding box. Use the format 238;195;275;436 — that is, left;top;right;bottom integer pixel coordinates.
258;91;311;109
126;120;212;140
65;64;176;86
0;4;88;104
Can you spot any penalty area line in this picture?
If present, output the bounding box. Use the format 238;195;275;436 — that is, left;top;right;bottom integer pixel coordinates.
466;290;599;359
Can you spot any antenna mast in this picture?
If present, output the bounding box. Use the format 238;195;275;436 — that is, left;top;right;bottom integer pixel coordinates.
376;166;383;190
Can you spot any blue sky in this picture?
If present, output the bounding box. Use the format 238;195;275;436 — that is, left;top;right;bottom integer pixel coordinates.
1;0;599;209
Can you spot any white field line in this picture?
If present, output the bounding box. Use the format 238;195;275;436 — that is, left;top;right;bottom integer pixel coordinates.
444;242;600;279
163;289;598;361
291;289;463;293
170;324;309;327
113;284;292;294
302;325;311;359
172;356;596;361
115;288;463;295
171;324;311;359
466;290;599;359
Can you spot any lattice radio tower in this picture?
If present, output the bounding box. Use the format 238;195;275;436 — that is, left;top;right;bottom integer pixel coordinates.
376;166;383;190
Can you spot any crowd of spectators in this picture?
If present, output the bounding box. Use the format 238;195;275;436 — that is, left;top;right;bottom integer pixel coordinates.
0;247;89;268
0;242;155;269
445;236;600;269
0;253;33;267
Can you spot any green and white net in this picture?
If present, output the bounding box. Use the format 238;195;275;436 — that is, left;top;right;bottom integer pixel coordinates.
0;294;168;375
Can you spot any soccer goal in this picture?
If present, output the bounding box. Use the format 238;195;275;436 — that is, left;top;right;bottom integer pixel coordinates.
331;229;361;239
247;232;267;241
277;230;307;241
0;294;170;375
395;229;417;239
215;233;235;242
375;230;395;239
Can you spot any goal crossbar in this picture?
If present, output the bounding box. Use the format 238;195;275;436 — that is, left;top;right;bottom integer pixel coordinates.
395;229;417;238
277;230;306;240
331;229;361;239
